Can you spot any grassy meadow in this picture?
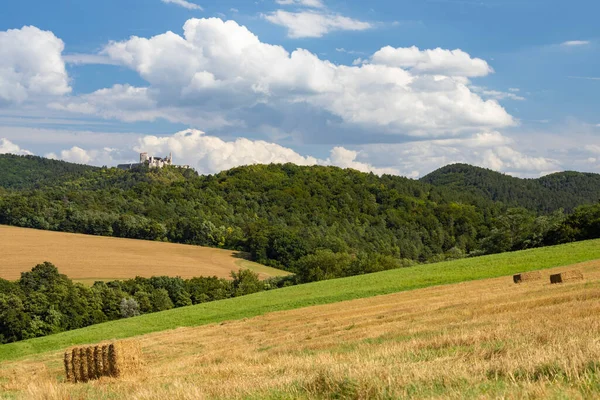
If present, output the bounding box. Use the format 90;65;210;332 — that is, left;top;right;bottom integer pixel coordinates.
1;238;600;364
0;225;289;283
1;259;600;399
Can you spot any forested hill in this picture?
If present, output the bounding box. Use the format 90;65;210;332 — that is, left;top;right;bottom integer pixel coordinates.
0;154;97;189
421;163;600;213
1;156;599;280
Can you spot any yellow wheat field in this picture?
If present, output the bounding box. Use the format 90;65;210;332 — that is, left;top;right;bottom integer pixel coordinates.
0;225;289;282
1;260;600;399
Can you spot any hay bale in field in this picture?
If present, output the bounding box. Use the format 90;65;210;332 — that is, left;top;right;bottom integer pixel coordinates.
86;347;97;380
108;341;142;378
64;340;142;383
93;346;104;379
79;347;89;382
513;271;542;284
102;344;110;376
550;270;584;284
64;350;73;383
71;348;82;383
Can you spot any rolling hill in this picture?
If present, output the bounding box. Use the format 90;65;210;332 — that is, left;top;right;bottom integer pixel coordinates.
2;155;600;279
421;163;600;212
1;240;599;399
1;238;599;362
0;225;289;283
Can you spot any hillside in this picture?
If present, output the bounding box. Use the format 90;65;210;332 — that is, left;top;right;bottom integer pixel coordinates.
422;163;600;212
2;156;600;278
0;154;97;189
1;238;599;362
1;243;599;398
0;225;289;283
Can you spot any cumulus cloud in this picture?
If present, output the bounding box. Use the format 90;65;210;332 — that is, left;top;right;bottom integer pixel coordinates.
370;46;493;77
358;131;559;178
132;129;392;175
135;129;319;173
263;10;372;38
54;18;514;138
161;0;203;10
0;138;33;155
46;146;121;165
328;146;399;175
0;26;71;106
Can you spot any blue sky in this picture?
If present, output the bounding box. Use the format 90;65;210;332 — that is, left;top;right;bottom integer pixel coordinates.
0;0;598;177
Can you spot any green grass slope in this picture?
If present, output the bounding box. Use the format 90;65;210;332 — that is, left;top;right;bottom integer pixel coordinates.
2;238;600;362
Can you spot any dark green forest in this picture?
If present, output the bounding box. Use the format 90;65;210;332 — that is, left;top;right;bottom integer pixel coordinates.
422;163;600;213
1;154;600;279
1;154;600;343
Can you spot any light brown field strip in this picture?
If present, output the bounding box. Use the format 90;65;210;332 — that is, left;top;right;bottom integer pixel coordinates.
2;260;600;399
0;225;289;281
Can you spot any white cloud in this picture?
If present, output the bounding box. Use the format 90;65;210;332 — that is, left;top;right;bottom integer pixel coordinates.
263;10;371;38
328;146;399;175
46;146;121;165
561;40;590;46
508;88;520;92
0;138;33;155
136;129;393;175
0;26;71;106
55;18;514;138
135;129;318;173
358;131;559;178
161;0;203;10
275;0;325;8
370;46;493;77
63;54;120;66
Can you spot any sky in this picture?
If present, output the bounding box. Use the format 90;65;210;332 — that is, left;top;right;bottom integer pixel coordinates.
0;0;599;178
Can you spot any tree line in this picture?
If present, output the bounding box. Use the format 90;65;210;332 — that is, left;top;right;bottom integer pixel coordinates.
0;262;288;344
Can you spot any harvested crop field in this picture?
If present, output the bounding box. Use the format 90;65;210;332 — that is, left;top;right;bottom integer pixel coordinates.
2;260;600;399
0;225;289;282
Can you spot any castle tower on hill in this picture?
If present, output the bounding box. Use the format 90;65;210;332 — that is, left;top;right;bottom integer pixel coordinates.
118;152;188;170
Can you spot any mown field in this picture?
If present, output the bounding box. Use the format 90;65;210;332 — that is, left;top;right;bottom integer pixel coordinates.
0;225;289;283
1;238;600;365
1;259;599;399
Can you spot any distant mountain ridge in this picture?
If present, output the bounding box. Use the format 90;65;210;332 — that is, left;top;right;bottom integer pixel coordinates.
421;163;600;213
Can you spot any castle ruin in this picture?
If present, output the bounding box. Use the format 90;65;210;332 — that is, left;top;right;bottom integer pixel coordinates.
117;153;190;170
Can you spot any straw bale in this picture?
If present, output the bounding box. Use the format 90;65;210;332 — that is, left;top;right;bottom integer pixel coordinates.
102;344;110;376
93;346;104;379
550;270;584;284
86;347;96;380
79;347;89;382
71;348;82;383
64;350;73;383
513;271;542;284
108;341;142;377
64;340;142;383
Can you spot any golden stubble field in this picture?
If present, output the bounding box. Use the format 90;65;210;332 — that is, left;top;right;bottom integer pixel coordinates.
0;225;289;282
2;261;600;399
